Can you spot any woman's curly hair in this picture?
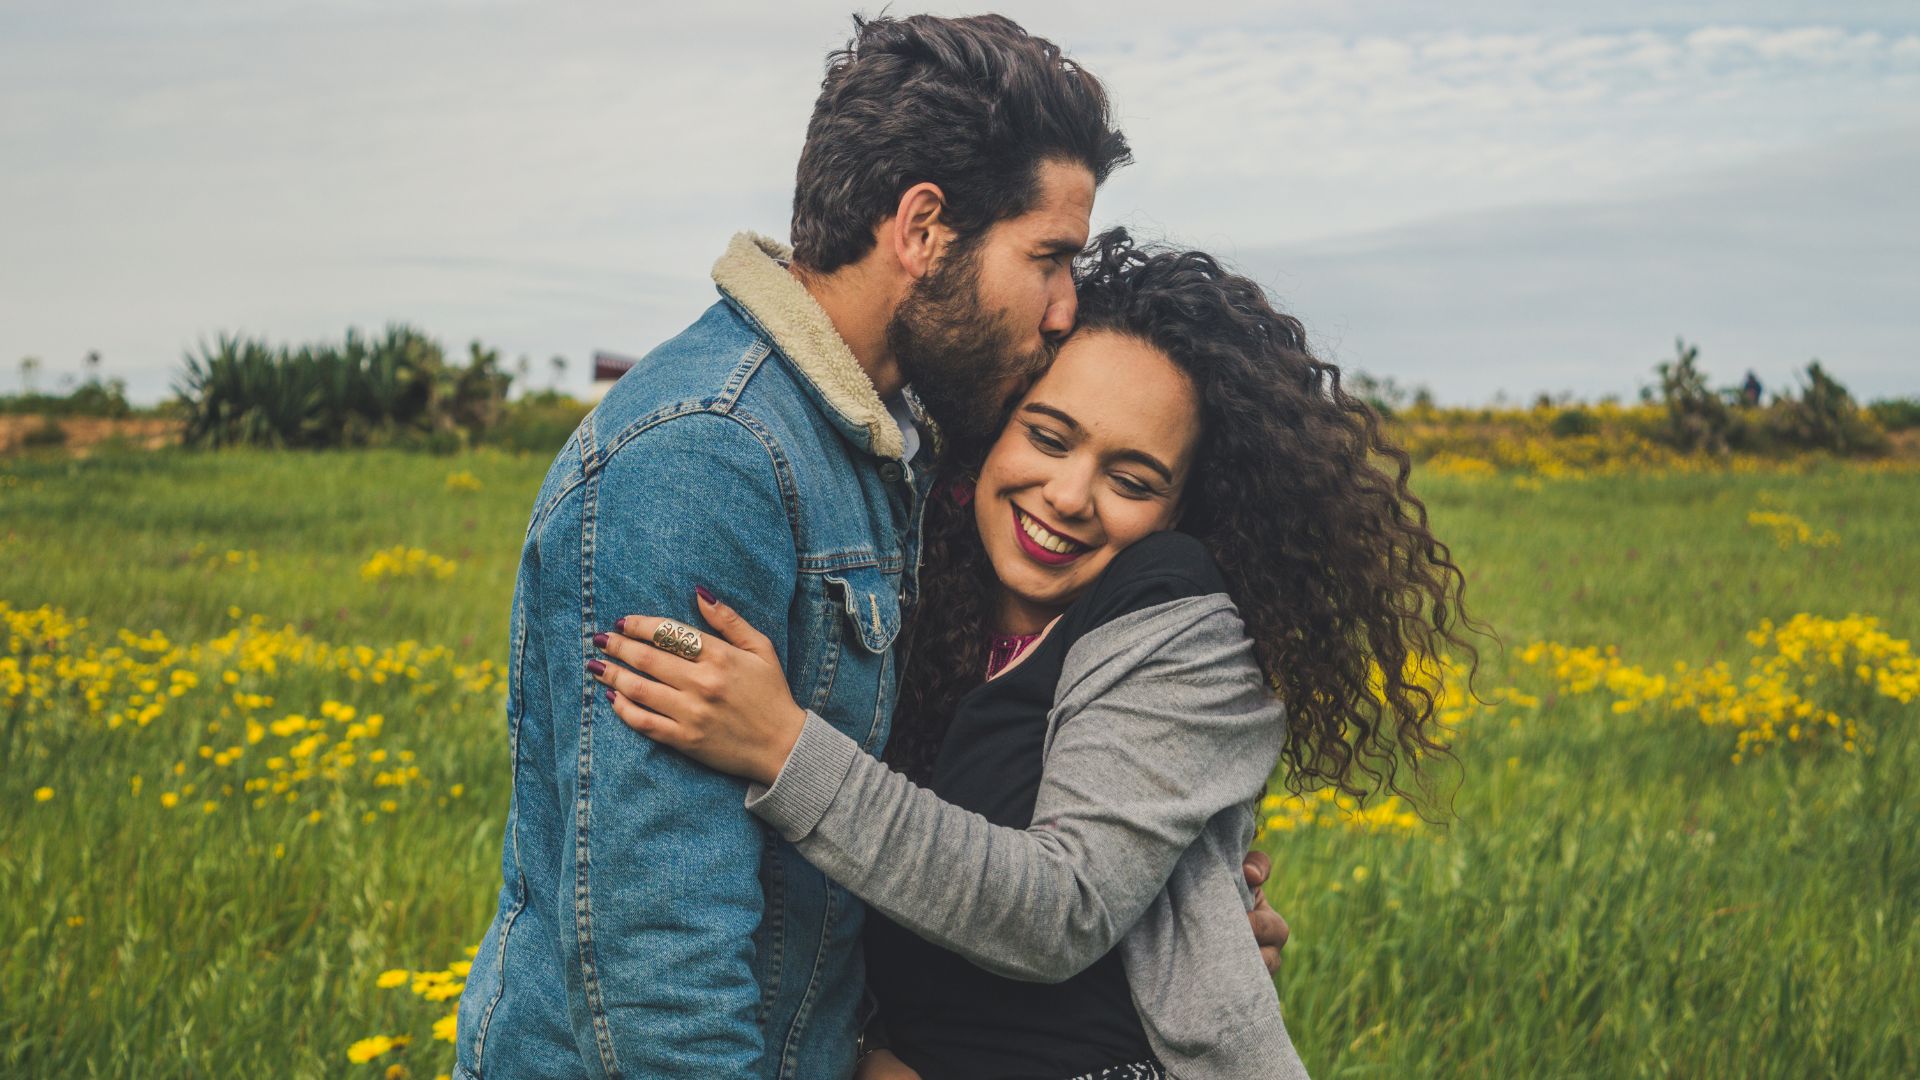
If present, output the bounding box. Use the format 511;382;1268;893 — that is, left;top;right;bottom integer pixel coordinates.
889;228;1487;809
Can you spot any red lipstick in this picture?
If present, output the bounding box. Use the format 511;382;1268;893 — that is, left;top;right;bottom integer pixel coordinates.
1011;506;1090;567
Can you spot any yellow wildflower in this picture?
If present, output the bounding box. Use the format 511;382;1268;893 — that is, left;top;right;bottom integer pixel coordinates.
346;1034;409;1063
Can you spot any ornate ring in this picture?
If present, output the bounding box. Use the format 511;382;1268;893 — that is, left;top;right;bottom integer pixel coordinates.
652;619;704;661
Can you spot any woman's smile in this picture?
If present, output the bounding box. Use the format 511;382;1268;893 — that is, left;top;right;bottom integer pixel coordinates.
1011;503;1092;565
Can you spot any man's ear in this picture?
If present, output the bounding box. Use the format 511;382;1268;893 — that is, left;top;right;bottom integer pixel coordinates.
888;182;952;280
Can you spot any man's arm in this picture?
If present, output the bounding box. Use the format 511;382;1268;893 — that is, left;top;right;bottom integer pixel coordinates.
570;412;795;1077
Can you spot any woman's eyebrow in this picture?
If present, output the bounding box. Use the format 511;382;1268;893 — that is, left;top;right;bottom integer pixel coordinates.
1021;402;1080;429
1113;448;1174;483
1023;402;1175;483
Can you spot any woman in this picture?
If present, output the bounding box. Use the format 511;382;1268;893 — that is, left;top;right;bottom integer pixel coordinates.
591;230;1479;1079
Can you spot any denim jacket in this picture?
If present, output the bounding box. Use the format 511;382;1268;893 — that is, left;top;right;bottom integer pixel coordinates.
455;233;933;1080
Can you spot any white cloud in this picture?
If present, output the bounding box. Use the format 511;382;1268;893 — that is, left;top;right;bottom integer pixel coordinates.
1089;25;1920;243
1233;129;1920;404
1;5;1916;401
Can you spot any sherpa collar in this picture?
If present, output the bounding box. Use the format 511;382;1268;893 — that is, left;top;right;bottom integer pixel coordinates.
711;231;904;461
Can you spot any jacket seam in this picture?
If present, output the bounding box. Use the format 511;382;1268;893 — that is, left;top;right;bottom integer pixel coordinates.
777;880;841;1080
574;414;624;1078
798;550;900;573
715;338;771;409
538;333;764;513
721;407;804;546
468;553;539;1071
755;828;787;1028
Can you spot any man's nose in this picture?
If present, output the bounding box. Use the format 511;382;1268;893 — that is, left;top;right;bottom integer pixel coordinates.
1040;285;1077;341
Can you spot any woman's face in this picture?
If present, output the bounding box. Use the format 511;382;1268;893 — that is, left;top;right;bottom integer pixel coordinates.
974;328;1202;632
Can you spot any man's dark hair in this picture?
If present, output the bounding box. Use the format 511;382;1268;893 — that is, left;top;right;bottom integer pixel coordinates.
790;13;1131;274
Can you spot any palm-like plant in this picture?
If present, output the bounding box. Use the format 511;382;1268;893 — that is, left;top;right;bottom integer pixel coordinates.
174;325;505;449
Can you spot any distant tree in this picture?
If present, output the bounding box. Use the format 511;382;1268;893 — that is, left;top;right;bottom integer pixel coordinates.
1349;371;1408;418
1763;360;1884;455
442;341;512;434
549;354;568;391
19;355;40;394
1866;397;1920;432
1652;337;1735;454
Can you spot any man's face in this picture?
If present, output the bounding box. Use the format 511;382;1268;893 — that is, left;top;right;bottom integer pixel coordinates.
886;159;1095;447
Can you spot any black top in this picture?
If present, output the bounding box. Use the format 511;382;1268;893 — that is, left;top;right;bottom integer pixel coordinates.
864;531;1227;1080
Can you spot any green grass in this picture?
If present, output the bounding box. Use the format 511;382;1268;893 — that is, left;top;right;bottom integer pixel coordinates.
2;449;1916;1077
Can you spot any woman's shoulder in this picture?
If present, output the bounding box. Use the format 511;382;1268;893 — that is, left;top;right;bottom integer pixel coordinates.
1073;531;1228;632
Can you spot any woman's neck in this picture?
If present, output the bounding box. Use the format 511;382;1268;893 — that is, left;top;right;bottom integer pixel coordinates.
992;586;1065;636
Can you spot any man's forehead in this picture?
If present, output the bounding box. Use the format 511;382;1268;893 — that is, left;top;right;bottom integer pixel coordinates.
1016;160;1095;243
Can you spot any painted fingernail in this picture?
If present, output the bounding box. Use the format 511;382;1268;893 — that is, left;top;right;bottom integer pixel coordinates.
605;689;616;703
586;659;605;677
614;617;626;634
695;586;716;605
593;632;609;650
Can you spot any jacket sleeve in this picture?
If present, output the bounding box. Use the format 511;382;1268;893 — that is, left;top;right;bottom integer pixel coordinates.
744;599;1283;983
571;412;794;1077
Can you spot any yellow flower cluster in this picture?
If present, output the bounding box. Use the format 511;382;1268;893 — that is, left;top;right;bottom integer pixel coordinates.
1515;613;1912;762
1424;453;1501;479
1512;641;1670;714
361;546;458;583
184;541;262;573
353;950;475;1072
1745;509;1840;549
1255;651;1482;838
1398;401;1911;480
1261;787;1424;835
347;1034;411;1064
444;470;483;493
2;600;496;818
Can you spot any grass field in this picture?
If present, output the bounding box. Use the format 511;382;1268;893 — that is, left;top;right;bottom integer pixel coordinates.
4;447;1916;1078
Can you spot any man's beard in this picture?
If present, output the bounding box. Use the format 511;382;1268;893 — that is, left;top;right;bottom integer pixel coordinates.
885;240;1057;452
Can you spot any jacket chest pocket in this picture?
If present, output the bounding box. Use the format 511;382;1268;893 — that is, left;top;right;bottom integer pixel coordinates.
805;565;901;753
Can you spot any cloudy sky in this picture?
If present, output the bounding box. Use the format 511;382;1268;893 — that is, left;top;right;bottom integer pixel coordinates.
3;0;1916;404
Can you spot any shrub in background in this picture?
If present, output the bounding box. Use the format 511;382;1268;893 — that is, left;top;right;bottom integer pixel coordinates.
1865;397;1920;433
1;380;134;419
1548;407;1599;438
174;326;513;449
1650;338;1739;454
481;389;593;454
1761;361;1887;455
1643;343;1886;458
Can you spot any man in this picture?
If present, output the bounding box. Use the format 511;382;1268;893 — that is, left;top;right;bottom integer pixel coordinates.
455;14;1287;1080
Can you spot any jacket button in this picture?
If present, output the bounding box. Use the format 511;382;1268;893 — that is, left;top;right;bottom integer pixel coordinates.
880;462;905;483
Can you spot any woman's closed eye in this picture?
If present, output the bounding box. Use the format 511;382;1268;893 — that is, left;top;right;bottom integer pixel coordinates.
1024;423;1068;454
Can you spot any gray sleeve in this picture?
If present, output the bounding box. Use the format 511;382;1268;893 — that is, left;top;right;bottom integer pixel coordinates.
743;602;1284;983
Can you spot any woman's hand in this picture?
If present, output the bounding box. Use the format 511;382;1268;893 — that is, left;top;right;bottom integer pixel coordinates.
853;1049;922;1080
1243;850;1291;974
592;591;807;787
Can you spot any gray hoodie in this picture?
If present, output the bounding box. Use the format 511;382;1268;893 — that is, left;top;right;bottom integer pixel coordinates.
743;592;1312;1080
